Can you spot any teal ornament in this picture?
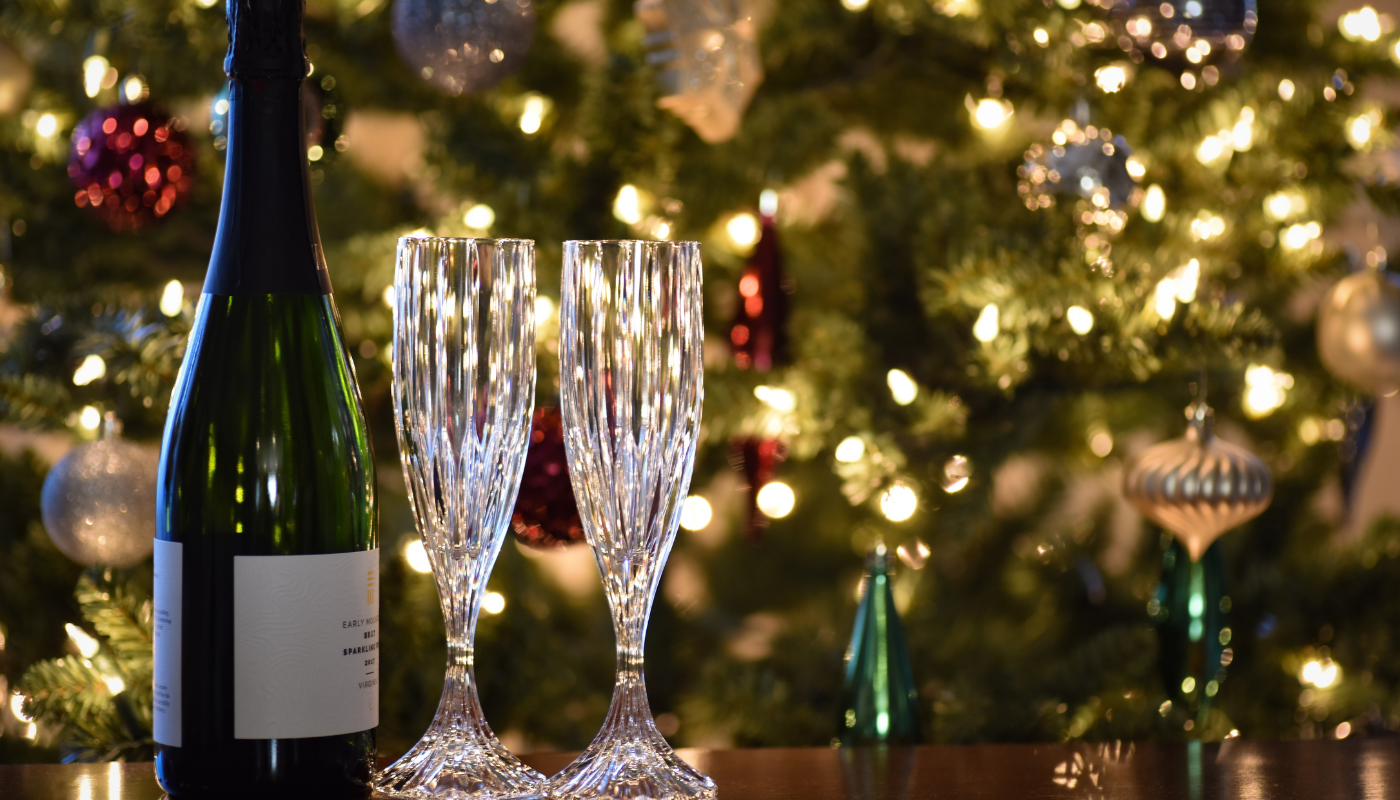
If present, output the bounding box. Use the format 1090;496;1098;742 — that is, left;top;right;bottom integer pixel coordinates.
1153;538;1230;724
839;544;920;745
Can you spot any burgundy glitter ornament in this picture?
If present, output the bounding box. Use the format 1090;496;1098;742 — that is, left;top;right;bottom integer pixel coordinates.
731;436;787;540
729;214;790;371
511;407;586;549
68;102;195;232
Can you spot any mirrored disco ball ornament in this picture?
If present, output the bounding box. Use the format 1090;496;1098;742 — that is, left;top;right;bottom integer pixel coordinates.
68;102;196;232
1019;119;1138;218
392;0;535;95
1317;268;1400;395
41;418;158;568
1123;403;1271;562
635;0;763;143
1115;0;1256;72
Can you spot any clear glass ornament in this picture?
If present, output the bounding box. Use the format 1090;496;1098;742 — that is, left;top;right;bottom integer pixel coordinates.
543;240;714;800
392;0;535;96
40;414;157;568
377;237;543;799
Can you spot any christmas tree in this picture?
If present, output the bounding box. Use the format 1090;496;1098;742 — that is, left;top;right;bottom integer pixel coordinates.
4;0;1400;763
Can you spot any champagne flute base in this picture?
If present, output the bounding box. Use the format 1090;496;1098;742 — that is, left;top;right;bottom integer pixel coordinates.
538;673;716;800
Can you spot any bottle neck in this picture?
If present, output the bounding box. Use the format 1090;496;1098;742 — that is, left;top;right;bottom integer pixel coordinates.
204;77;330;296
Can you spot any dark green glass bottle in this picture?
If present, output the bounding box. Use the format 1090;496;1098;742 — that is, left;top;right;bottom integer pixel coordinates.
1154;539;1228;726
839;544;920;746
153;0;377;796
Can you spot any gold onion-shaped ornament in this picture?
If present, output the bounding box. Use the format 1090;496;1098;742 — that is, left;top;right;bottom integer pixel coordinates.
1123;403;1273;562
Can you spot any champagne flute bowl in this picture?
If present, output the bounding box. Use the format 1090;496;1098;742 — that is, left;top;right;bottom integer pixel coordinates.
544;240;714;800
377;237;542;799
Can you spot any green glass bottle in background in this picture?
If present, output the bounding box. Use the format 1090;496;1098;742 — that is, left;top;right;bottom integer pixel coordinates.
1154;539;1229;727
839;543;920;746
153;0;378;796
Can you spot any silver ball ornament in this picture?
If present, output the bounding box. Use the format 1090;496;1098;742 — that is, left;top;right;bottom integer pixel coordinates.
392;0;535;95
1316;268;1400;395
1123;404;1272;562
1019;121;1139;212
41;423;158;568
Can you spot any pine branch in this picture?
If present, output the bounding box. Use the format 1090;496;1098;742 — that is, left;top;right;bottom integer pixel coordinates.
75;573;153;674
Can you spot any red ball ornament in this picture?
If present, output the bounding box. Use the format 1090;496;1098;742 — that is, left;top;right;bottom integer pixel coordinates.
68;102;195;232
729;214;790;371
511;407;586;549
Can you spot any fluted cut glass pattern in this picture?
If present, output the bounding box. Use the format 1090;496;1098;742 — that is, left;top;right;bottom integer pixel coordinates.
541;240;714;800
378;237;543;799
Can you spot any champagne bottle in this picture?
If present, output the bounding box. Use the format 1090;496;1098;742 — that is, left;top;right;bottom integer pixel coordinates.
154;0;377;796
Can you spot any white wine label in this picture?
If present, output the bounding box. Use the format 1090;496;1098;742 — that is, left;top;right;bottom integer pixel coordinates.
233;548;379;740
153;539;183;747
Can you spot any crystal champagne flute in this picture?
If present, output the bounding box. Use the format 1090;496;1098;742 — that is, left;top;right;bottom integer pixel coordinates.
544;240;715;800
377;236;544;799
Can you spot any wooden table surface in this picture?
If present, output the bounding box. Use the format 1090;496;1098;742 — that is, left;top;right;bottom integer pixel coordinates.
0;740;1395;799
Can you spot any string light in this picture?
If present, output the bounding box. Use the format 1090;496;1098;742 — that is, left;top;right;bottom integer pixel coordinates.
1300;658;1340;688
1142;184;1166;222
160;280;184;317
535;295;556;322
1340;6;1383;41
482;592;506;614
841;0;868;11
754;385;796;412
613;185;643;225
83;55;109;98
103;675;126;694
834;436;865;463
1244;364;1293;418
35;113;58;139
122;76;147;104
756;482;795;518
519;95;546;134
1278;79;1295;100
886;369;918;405
879;483;918;522
403;539;432;573
1346;110;1381;149
66;623;100;658
971;98;1013;130
972;303;999;343
1067;305;1094;335
726;213;759;248
10;693;32;723
72;355;106;387
1095;65;1129;93
942;455;971;493
1264;190;1306;221
679;496;713;530
1190;213;1225;241
1087;422;1114;457
382;286;396;308
1280;221;1321;251
463;203;495;230
1033;28;1049;45
79;406;101;430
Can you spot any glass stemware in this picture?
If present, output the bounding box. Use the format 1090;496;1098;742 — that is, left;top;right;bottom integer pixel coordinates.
543;240;715;800
377;237;544;799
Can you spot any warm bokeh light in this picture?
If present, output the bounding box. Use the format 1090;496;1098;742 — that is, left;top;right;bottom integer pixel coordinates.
103;675;126;694
79;406;101;430
841;0;868;10
66;623;100;658
834;436;866;463
972;98;1013;129
1067;305;1094;335
1244;363;1293;418
1033;28;1049;45
35;112;58;139
403;539;432;573
727;212;760;248
942;455;971;493
1095;64;1128;93
679;495;713;530
613;185;642;225
1280;221;1321;251
519;95;546;134
1300;658;1340;688
482;591;506;614
463;203;495;230
886;369;918;405
535;295;556;322
83;55;109;98
973;303;999;342
1340;6;1383;41
1264;190;1306;221
1346;110;1381;149
123;75;146;104
756;481;796;518
1142;184;1166;222
160;280;184;317
72;355;106;387
10;692;32;723
754;385;796;412
880;483;918;522
1278;79;1295;100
